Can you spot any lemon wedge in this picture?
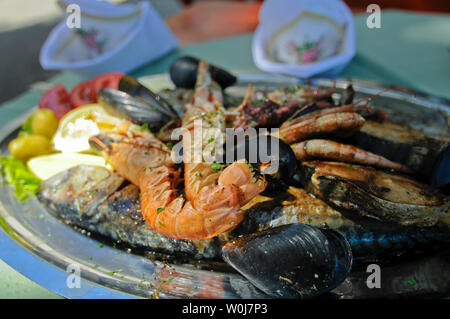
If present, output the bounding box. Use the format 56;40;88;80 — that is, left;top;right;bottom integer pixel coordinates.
52;104;123;153
27;153;112;180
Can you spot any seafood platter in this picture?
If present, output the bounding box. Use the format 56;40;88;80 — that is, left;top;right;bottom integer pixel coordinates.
0;56;449;298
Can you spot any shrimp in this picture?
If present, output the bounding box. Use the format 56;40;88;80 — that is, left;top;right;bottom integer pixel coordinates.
278;111;365;144
292;139;410;172
90;61;267;240
277;87;414;145
90;133;264;240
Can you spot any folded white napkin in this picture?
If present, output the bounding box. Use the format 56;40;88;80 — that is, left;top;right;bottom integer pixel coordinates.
40;0;178;77
252;0;356;78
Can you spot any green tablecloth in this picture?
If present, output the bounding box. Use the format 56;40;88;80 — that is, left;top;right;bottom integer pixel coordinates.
0;10;449;298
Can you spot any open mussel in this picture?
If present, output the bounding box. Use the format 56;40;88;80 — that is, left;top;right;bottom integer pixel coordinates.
222;224;353;298
118;75;180;118
97;88;176;132
170;56;237;89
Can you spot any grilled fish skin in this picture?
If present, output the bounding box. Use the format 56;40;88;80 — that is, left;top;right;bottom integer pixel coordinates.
38;166;449;261
38;165;221;259
231;187;450;259
300;161;450;227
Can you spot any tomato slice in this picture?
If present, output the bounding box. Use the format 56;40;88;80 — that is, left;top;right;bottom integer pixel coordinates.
90;72;124;100
38;84;73;120
69;81;95;108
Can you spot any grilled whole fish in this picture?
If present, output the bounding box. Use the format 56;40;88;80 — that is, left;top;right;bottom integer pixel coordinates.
38;165;221;259
347;120;449;178
299;161;450;227
231;187;450;259
38;165;449;261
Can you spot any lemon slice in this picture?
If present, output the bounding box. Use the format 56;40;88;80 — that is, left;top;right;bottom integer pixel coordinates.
27;153;111;180
52;104;123;153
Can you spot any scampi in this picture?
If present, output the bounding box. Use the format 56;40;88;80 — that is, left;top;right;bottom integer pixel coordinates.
38;165;221;259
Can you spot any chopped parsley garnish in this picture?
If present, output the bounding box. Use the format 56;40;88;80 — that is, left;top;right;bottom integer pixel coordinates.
116;230;125;241
98;243;104;248
287;84;302;94
162;277;174;284
211;162;222;172
207;137;215;144
251;97;268;106
140;123;149;131
407;279;415;286
157;207;164;214
166;142;173;150
107;269;124;277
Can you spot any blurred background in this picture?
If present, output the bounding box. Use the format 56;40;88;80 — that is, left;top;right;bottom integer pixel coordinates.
0;0;449;104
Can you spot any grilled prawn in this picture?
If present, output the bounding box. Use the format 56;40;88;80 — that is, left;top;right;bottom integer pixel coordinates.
292;139;410;172
90;61;266;240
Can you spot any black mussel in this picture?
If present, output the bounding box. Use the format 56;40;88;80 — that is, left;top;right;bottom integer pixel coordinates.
97;89;172;132
232;135;298;179
340;84;355;105
118;75;179;119
170;56;237;89
232;187;450;262
431;144;450;189
231;134;301;191
222;224;353;298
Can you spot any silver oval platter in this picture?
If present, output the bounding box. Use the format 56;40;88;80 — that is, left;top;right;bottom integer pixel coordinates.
0;72;449;299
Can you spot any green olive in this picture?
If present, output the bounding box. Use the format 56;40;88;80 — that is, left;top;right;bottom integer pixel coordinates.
31;109;59;138
8;135;51;161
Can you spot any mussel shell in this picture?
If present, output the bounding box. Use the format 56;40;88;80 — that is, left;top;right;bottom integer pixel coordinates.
97;89;170;132
118;75;179;119
340;84;355;105
430;144;450;188
232;134;299;181
222;224;353;298
170;56;237;89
